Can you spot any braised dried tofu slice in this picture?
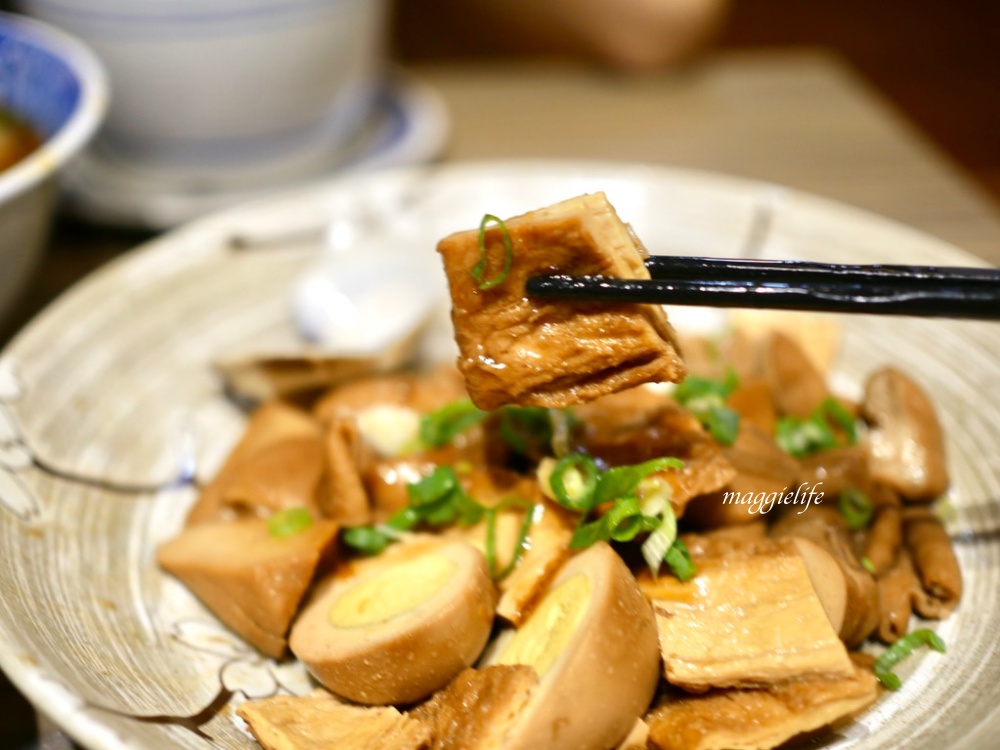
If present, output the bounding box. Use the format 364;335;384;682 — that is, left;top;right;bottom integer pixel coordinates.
238;691;431;750
157;517;337;658
642;538;854;690
411;665;539;749
495;502;576;625
436;192;686;410
645;665;879;750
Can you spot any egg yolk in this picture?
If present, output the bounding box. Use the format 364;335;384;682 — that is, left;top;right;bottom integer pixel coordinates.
328;554;457;628
496;573;592;677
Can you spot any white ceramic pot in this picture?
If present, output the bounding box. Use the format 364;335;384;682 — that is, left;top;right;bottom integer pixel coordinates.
20;0;391;184
0;12;108;323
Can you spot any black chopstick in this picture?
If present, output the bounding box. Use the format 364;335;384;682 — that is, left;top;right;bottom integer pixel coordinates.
525;256;1000;320
643;256;1000;286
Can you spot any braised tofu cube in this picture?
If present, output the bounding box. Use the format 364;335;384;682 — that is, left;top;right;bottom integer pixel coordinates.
437;193;686;410
158;517;337;658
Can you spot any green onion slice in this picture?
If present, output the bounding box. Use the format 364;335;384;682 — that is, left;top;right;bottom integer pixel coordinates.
409;466;459;507
341;525;391;555
549;454;600;512
472;214;514;290
873;628;946;690
819;397;858;444
860;556;876;574
267;507;313;538
775;397;858;458
838;488;874;530
498;406;552;455
664;539;697;582
674;370;741;446
602;496;658;543
593;457;684;507
420;399;487;449
569;515;611;550
702;406;741;446
775;415;838;457
641;501;678;576
674;369;739;408
485;498;535;580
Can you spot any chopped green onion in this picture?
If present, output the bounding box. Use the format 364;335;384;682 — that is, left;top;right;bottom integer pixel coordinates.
775;415;838;457
472;214;514;290
344;467;483;555
674;370;741;446
860;556;876;574
838;488;874;530
819;397;858;444
341;525;391;554
409;466;459;506
873;628;946;690
498;406;552;455
485;498;535;580
384;507;421;533
640;501;678;577
664;539;697;582
592;457;684;507
267;507;313;538
701;406;741;446
419;399;487;449
674;370;738;407
603;496;659;543
549;454;600;512
569;515;612;550
775;398;858;458
636;476;672;518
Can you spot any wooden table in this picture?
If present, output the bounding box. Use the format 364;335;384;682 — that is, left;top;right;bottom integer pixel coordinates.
2;47;999;748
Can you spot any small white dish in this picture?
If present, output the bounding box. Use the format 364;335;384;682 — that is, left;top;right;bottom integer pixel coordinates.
60;73;450;229
20;0;392;183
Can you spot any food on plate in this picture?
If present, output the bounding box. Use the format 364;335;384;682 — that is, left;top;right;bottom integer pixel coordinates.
159;195;963;750
289;539;496;705
157;516;338;658
903;509;962;617
411;665;540;749
0;109;41;173
861;367;950;502
186;402;323;526
483;542;660;750
640;537;854;690
238;690;432;750
213;330;420;404
436;192;686;410
644;661;879;750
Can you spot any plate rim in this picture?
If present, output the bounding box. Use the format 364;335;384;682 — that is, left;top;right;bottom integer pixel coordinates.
0;157;994;750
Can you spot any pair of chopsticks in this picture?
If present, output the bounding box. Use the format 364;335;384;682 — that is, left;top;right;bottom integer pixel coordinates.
526;256;1000;320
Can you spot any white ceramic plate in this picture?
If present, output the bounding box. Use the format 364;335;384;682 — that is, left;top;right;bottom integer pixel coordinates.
0;161;998;750
60;73;450;230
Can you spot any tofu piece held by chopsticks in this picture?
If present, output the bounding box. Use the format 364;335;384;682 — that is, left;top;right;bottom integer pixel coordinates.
437;192;686;410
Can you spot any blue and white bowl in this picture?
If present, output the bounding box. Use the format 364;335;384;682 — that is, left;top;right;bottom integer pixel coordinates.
0;11;107;322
